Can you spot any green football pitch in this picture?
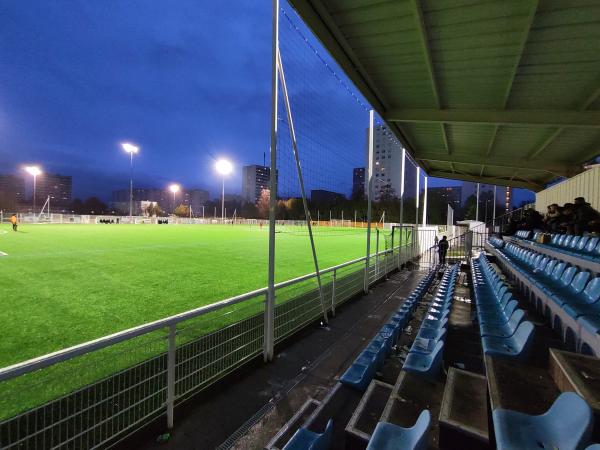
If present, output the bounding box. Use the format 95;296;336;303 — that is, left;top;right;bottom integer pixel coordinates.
0;223;392;367
0;223;404;419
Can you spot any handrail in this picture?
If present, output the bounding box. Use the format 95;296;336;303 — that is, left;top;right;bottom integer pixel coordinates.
0;243;409;382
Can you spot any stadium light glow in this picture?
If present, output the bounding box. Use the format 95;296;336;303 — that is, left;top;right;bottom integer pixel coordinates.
121;142;139;154
215;159;233;221
215;159;233;175
121;142;140;218
169;183;181;213
24;165;42;177
24;165;42;213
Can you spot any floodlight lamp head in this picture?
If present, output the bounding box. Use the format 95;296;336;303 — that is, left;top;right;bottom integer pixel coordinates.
24;165;42;176
215;159;232;175
169;184;180;193
121;142;139;154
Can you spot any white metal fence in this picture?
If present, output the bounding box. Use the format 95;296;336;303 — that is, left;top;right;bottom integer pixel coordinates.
0;232;418;450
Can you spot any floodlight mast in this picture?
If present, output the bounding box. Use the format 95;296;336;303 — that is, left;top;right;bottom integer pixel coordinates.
215;159;232;222
24;166;42;213
169;184;180;213
121;142;139;219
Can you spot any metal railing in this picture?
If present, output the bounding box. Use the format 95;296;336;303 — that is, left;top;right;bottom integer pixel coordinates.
0;232;417;450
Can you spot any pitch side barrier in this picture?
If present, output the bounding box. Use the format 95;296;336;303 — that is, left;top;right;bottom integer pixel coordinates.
3;213;393;227
0;237;420;450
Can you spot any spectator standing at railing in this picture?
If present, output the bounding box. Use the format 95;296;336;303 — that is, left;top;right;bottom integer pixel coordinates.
438;235;449;265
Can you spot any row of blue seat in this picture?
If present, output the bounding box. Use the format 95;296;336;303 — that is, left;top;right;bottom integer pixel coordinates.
340;269;438;391
471;254;536;360
365;267;460;449
494;242;600;356
514;230;533;239
533;231;600;261
402;264;459;380
284;270;440;450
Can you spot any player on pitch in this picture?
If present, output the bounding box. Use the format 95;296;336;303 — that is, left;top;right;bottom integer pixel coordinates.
10;214;18;232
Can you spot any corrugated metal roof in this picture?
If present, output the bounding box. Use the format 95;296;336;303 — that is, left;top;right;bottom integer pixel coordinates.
288;0;600;191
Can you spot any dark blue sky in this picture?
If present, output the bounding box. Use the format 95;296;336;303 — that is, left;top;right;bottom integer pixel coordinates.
0;1;533;205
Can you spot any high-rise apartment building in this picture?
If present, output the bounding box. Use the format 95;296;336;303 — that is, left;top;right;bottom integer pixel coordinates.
0;174;26;211
242;165;270;203
36;174;72;207
352;168;365;198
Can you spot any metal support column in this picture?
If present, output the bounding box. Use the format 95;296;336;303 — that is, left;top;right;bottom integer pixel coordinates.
398;148;405;268
364;110;375;293
277;50;328;325
476;182;480;222
265;0;279;362
422;176;428;226
166;324;176;429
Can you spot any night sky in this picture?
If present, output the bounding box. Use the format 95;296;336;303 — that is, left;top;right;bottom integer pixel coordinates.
0;1;534;205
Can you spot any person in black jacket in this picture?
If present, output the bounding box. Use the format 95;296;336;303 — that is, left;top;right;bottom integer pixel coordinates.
438;235;449;265
573;197;600;235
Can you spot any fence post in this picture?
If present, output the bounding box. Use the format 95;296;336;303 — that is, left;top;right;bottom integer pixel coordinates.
331;268;337;316
166;324;176;429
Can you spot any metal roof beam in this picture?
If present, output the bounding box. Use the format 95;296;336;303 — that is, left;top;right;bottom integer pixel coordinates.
428;170;543;191
386;109;600;128
527;86;600;160
418;153;580;177
408;0;451;155
487;0;539;157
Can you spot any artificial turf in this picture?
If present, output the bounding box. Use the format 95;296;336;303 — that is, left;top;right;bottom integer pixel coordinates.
0;223;382;368
0;223;403;419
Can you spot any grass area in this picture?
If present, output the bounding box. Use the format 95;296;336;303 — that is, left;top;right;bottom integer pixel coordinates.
0;223;383;368
0;223;407;420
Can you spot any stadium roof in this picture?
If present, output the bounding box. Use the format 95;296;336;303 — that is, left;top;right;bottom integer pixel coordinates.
288;0;600;191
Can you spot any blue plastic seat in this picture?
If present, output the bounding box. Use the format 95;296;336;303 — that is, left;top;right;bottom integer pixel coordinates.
493;392;592;450
551;271;591;305
283;419;333;450
585;237;599;254
564;277;600;318
481;321;535;360
478;300;519;325
586;445;600;449
480;309;526;338
403;341;444;380
367;411;431;450
340;362;375;391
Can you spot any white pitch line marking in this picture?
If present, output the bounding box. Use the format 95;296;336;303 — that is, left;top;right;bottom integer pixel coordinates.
0;230;8;235
0;251;8;256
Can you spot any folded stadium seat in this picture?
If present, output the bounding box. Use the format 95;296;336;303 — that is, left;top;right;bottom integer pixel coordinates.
366;410;431;450
540;266;578;296
340;360;377;392
492;392;593;450
403;340;444;380
416;325;447;342
551;234;561;245
562;235;576;248
563;277;600;318
283;419;333;450
480;309;526;338
478;301;519;325
481;321;535;360
549;271;591;306
568;236;582;251
586;237;600;254
586;445;600;449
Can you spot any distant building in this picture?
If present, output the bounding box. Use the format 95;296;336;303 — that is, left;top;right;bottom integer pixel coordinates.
365;125;417;201
352;168;365;198
242;165;270;203
311;189;345;204
36;173;72;207
112;187;209;215
428;186;462;211
0;174;25;211
183;189;209;214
